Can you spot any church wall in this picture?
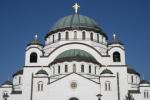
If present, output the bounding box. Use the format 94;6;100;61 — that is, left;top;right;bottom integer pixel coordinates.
127;74;140;90
0;87;12;100
139;85;150;100
22;67;49;100
100;76;118;100
40;43;110;66
44;73;100;100
44;30;107;55
103;66;128;100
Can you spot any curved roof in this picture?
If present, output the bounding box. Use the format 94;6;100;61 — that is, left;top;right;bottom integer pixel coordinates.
50;49;100;65
140;80;150;84
13;69;23;77
100;69;113;75
36;69;48;75
51;14;101;31
45;14;108;40
27;38;43;46
127;67;140;76
1;80;12;86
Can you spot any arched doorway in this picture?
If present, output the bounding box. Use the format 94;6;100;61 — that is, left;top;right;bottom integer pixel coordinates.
69;97;79;100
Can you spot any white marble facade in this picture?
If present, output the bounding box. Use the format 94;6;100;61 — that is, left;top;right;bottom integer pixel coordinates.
0;3;150;100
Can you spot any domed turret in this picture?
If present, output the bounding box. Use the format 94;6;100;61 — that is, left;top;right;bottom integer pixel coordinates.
27;35;43;46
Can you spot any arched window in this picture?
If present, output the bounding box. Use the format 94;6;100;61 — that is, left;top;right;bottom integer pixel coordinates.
19;76;21;84
3;91;9;100
73;64;76;72
144;90;149;98
81;65;84;72
30;52;37;63
82;31;85;40
58;33;61;40
95;66;97;74
74;31;77;39
66;32;69;40
113;52;121;62
38;81;44;91
58;66;60;73
69;97;79;100
89;65;91;73
65;65;68;72
53;35;55;43
90;32;93;41
97;34;99;42
105;81;111;91
131;75;134;83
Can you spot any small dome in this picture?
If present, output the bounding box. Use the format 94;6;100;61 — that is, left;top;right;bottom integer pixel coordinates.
27;35;43;46
50;49;100;65
51;14;101;31
36;69;48;75
127;67;140;76
140;80;150;84
108;35;123;45
12;69;23;77
100;69;113;75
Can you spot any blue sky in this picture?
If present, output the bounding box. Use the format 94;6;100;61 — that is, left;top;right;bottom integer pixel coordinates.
0;0;150;84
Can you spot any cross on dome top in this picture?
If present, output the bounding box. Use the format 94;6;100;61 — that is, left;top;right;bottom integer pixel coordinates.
34;34;38;40
113;33;116;40
72;2;80;14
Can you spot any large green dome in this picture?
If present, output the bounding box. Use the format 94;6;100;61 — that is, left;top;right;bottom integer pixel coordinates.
50;49;100;65
51;14;101;31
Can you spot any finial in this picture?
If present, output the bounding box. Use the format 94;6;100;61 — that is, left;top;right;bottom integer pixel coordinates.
113;33;116;40
72;2;80;14
34;34;38;40
142;74;145;80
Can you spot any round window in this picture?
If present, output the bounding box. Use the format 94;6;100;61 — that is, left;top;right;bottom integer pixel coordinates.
70;81;77;89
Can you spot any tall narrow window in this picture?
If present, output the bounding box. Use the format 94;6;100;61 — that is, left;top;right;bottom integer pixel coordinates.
97;34;99;42
113;52;121;62
66;32;69;40
53;35;55;43
73;64;76;72
131;76;134;83
82;31;85;40
95;67;97;74
58;66;60;73
89;65;91;73
30;52;37;63
19;76;21;84
65;65;68;72
38;81;44;92
144;90;149;98
58;33;61;40
74;31;77;40
90;32;93;41
81;65;84;72
105;81;111;91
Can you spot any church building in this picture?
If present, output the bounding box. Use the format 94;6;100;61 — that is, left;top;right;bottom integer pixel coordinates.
0;3;150;100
